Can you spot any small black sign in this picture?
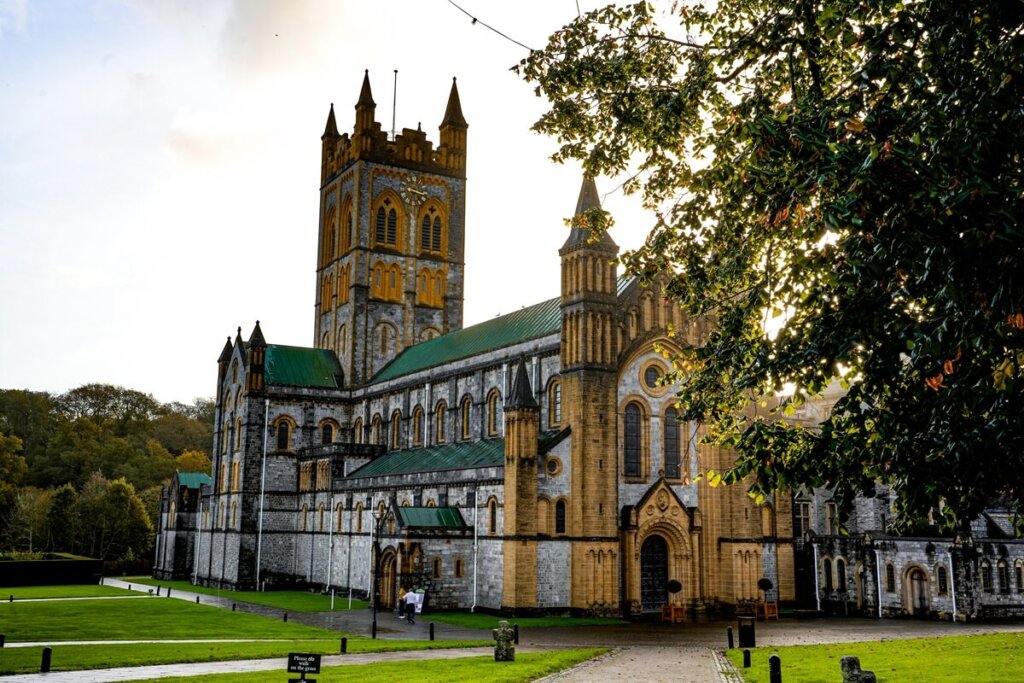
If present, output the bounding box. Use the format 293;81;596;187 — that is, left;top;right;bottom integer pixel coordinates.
288;653;322;674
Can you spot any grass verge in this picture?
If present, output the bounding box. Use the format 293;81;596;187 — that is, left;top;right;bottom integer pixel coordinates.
121;577;368;612
428;611;627;629
726;631;1024;682
0;584;135;600
123;649;608;683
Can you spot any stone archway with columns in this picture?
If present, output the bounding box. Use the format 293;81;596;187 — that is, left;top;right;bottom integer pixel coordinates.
621;479;699;617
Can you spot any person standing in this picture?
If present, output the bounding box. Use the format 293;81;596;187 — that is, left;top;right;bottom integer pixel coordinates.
404;589;417;624
397;586;407;618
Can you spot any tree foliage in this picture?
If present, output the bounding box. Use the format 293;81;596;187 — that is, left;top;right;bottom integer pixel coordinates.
519;0;1024;528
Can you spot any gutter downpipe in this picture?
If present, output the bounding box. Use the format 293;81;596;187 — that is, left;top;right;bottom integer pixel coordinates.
193;501;203;584
327;494;336;590
875;548;883;619
255;398;269;590
812;542;821;611
947;550;958;622
471;492;479;612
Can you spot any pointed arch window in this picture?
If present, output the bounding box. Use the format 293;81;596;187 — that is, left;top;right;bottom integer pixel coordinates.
623;402;642;477
335;502;344;532
355;503;364;533
460;396;472;441
435;401;447;444
486;390;501;437
321;423;334;444
412;406;424;447
353;417;363;445
555;499;566;534
836;558;847;593
419;204;445;253
318;503;326;531
823;558;834;591
390;411;402;450
664;407;681;479
340;196;354;252
374;196;400;247
488;498;498;535
937;565;949;595
371;414;382;445
276;421;291;451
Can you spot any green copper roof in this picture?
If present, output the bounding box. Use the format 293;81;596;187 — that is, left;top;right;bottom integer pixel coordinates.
348;430;568;479
372;279;633;383
176;472;212;489
265;344;343;389
398;507;468;529
372;297;561;382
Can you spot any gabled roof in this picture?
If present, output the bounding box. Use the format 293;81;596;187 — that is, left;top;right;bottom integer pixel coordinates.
397;507;468;529
372;277;634;384
265;344;343;389
348;430;568;479
176;472;212;490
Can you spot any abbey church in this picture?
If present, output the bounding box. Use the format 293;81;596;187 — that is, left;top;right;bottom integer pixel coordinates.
154;74;1024;620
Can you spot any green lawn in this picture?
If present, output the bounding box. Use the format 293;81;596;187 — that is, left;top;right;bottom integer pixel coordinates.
427;611;627;629
0;596;340;641
122;577;369;612
0;595;489;674
0;584;135;599
124;649;608;683
0;639;492;675
727;632;1024;682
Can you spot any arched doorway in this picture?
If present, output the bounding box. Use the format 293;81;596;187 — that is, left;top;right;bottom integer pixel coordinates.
904;567;929;616
640;534;669;612
379;549;397;609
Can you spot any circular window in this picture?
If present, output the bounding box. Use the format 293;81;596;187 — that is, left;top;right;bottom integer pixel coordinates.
545;457;562;477
639;360;670;397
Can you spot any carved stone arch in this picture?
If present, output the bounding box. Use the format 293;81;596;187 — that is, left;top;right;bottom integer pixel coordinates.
371;189;405;249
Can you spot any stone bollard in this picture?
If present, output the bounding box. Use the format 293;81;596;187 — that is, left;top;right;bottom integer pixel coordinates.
232;603;237;612
156;586;160;596
128;584;131;591
727;626;734;649
493;620;515;662
429;622;435;641
743;649;751;668
8;595;12;603
341;637;347;654
769;654;782;683
283;612;288;622
167;587;172;598
195;596;200;604
840;656;877;683
513;623;519;644
41;647;53;673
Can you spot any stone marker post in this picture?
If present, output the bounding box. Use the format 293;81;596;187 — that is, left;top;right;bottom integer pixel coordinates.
840;656;877;682
493;620;515;661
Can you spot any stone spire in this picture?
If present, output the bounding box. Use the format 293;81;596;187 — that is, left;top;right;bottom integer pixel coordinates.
357;69;375;107
322;103;339;139
561;175;617;252
441;77;467;129
507;356;538;409
218;336;233;363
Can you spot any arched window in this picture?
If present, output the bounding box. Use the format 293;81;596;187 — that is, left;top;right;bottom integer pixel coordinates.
353;417;363;445
323;208;336;265
426;498;436;508
418;203;445;253
321;423;334;444
1016;562;1024;593
486;390;501;437
825;501;839;535
488;498;498;535
300;504;309;532
836;558;847;593
276;421;291;451
999;560;1011;594
374;196;400;247
390;411;402;450
981;561;994;592
794;501;811;537
664;407;681;478
432;557;442;579
168;500;177;529
885;563;896;592
460;395;472;441
234;418;242;450
454;558;464;578
374;323;395;357
937;565;949;595
548;380;561;427
623;402;642;477
231;460;240;491
412;406;424;447
340;196;354;252
355;503;364;533
335;503;344;532
823;558;833;590
338;323;348;355
318;503;326;531
230;501;238;528
555;499;566;534
435;401;447;443
761;504;775;538
371;414;382;445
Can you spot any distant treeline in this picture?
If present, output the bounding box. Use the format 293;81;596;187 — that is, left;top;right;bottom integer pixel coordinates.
0;384;214;560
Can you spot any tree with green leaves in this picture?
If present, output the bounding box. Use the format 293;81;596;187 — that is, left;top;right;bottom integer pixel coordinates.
46;483;80;553
519;0;1024;529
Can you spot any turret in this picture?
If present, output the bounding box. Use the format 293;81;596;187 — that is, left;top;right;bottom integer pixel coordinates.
502;356;539;611
438;77;468;176
217;336;233;382
353;70;377;151
245;321;266;393
321;103;340;184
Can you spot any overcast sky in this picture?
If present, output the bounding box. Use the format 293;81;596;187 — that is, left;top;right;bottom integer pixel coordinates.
0;0;653;404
